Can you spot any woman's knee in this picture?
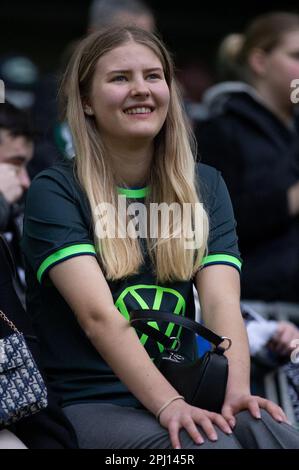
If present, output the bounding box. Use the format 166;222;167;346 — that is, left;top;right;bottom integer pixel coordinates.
234;409;299;449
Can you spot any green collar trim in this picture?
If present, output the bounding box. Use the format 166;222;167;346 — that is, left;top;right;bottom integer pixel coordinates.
116;186;150;198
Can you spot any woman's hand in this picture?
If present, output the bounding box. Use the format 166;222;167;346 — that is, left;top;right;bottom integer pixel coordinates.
221;393;289;428
267;321;299;356
158;398;233;449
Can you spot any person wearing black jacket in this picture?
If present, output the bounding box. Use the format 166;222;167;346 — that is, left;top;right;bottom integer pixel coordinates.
0;235;78;449
0;102;36;302
196;12;299;302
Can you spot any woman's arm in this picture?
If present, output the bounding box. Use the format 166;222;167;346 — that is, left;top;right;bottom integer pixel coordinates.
196;264;250;395
49;255;232;448
49;256;178;415
195;264;287;426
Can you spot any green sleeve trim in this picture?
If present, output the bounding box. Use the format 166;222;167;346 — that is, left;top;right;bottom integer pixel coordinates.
116;186;150;198
201;254;242;271
37;243;96;283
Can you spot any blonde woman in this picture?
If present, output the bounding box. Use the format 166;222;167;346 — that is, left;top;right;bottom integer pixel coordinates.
197;12;299;302
22;26;299;449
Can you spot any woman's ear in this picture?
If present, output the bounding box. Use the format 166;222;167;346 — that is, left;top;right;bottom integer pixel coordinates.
248;48;269;77
82;100;94;115
84;106;94;116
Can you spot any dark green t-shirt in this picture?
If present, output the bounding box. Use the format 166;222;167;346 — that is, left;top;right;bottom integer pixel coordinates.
21;160;241;407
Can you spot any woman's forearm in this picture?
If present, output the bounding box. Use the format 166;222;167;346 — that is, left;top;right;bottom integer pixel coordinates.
203;303;251;395
196;266;251;396
81;307;181;415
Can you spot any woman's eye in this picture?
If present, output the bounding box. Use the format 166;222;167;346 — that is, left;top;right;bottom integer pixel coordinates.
112;75;127;82
147;73;161;80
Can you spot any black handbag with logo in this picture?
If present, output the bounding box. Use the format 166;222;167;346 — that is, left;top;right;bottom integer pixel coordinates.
130;309;232;413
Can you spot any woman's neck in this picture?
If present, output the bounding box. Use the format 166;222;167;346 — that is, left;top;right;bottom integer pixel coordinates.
105;140;153;188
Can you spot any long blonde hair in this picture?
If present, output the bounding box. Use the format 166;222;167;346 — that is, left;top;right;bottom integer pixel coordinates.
60;26;209;282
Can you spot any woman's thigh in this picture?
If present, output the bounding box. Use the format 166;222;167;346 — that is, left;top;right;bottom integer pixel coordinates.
63;403;241;449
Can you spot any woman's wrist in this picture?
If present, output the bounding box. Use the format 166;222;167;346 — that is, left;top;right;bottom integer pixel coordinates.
225;385;251;398
226;376;250;398
156;395;185;423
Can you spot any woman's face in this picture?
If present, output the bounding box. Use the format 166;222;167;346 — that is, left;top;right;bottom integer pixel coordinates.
261;30;299;103
87;40;170;147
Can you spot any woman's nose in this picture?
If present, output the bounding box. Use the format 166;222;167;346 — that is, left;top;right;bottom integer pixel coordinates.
130;78;150;97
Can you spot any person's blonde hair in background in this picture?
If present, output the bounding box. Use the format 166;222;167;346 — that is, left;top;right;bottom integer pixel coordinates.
217;33;245;81
88;0;156;33
59;26;209;283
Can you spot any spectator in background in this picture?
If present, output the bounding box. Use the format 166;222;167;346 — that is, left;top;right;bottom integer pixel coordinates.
0;54;52;180
0;234;79;449
176;59;215;127
0;54;39;111
88;0;155;33
195;12;299;302
0;102;33;297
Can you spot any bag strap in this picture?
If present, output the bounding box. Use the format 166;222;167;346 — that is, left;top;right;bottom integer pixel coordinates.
0;234;17;279
130;309;231;350
0;310;20;334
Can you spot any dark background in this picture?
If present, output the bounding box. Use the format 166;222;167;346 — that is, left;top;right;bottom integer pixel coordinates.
1;1;299;74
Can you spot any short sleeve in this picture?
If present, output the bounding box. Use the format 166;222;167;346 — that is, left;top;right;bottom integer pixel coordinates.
199;164;242;273
21;167;96;284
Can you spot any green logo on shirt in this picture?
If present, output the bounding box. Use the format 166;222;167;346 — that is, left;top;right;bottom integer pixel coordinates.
115;285;186;351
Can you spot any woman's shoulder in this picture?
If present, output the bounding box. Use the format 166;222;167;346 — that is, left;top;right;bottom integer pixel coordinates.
28;158;80;196
25;159;87;211
195;162;226;209
196;161;220;188
32;158;75;184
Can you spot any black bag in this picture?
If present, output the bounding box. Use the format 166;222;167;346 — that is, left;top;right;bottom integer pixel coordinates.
130;309;232;413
